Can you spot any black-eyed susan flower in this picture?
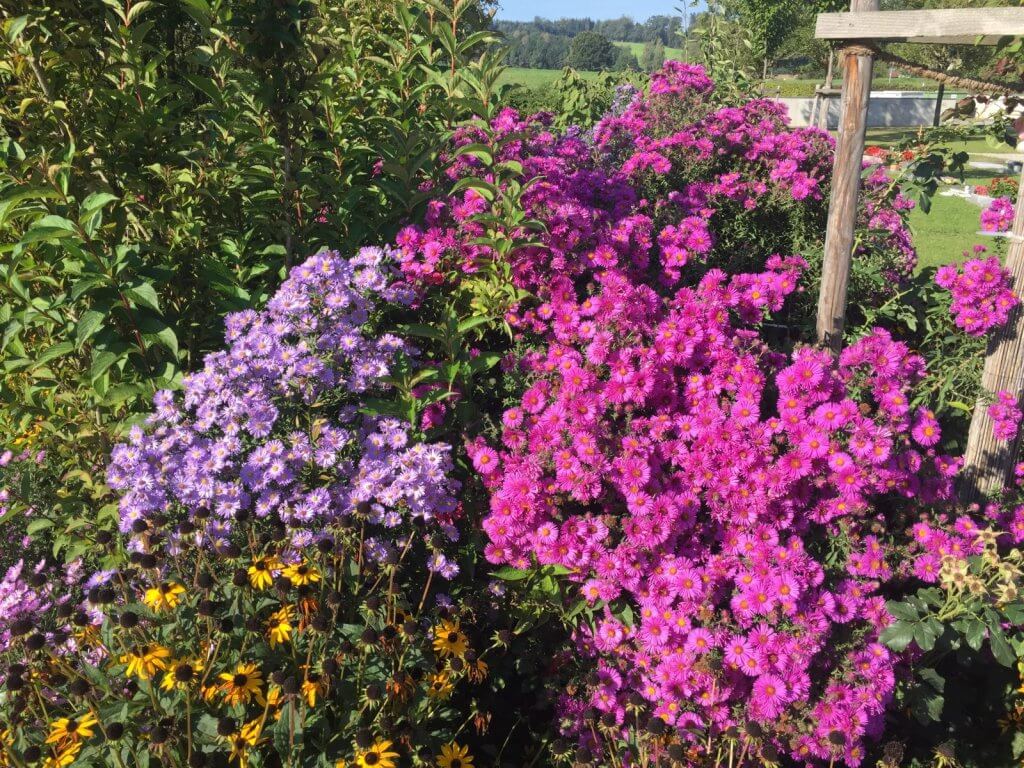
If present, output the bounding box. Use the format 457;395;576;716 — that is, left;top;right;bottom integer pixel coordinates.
267;605;294;647
437;742;474;768
355;739;399;768
426;671;453;700
467;657;489;684
218;662;265;707
120;644;172;680
0;728;11;768
247;556;282;590
222;719;262;766
301;672;328;707
432;620;468;659
46;711;98;745
160;659;202;692
281;560;320;587
143;581;185;613
43;741;82;768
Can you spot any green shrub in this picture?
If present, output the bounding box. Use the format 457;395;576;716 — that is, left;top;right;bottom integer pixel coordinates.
0;0;503;567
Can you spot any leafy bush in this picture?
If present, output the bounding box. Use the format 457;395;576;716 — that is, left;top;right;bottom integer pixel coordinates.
392;63;1024;766
565;31;618;72
6;54;1024;768
0;0;502;568
0;249;548;767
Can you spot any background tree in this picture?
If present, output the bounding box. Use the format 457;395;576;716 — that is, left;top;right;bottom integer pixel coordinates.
641;40;667;71
722;0;802;78
565;30;618;71
613;46;640;71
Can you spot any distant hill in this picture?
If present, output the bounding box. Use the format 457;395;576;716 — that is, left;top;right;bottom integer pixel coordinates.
495;15;687;71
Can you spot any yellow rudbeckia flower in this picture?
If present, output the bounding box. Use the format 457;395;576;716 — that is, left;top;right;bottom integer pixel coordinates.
143;581;185;612
247;556;282;590
355;739;399;768
43;742;82;768
120;644;172;680
281;560;320;587
267;605;294;647
218;662;265;707
46;711;97;744
222;719;262;766
432;620;469;659
437;742;474;768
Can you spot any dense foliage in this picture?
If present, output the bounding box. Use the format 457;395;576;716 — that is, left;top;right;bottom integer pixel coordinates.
5;18;1024;765
0;0;502;569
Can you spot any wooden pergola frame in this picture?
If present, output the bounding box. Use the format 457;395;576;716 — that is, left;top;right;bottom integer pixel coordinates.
813;4;1024;501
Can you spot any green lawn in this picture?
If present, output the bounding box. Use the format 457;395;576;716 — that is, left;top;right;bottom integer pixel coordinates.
497;67;602;89
612;40;686;61
909;187;993;272
864;127;1016;158
843;128;1018;271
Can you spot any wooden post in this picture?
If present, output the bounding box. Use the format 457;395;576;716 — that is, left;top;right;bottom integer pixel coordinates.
933;82;945;127
818;49;836;130
961;169;1024;502
816;0;879;352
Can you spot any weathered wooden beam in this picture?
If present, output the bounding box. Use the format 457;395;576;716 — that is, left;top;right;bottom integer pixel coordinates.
816;8;1024;45
961;170;1024;503
816;0;878;352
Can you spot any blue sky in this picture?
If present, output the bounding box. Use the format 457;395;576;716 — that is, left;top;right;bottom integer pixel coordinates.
495;0;703;21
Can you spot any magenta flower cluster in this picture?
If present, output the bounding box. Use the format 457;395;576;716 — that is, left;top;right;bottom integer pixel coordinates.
981;196;1014;233
989;390;1023;442
473;266;960;764
935;254;1018;336
106;248;461;566
390;63;948;766
395;63;918;303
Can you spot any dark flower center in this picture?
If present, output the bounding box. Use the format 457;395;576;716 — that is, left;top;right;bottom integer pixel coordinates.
447;632;459;643
66;720;79;733
365;753;380;765
452;761;462;768
255;562;267;571
233;674;248;687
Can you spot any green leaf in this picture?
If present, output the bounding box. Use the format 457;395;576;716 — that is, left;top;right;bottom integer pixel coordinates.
456;315;492;335
990;625;1015;666
26;518;54;535
124;282;161;312
965;619;987;651
454;142;493;165
75;310;105;348
4;15;28;42
397;323;445;341
79;192;119;216
492;566;531;581
102;383;143;406
90;350;122;381
918;667;945;693
886;600;920;622
469;353;502;374
33;341;74;367
880;621;914;652
913;621;937;652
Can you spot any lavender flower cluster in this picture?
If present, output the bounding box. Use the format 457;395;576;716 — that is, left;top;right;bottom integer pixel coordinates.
106;248;460;559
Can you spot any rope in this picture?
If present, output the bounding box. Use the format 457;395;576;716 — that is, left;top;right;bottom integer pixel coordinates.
838;42;1024;96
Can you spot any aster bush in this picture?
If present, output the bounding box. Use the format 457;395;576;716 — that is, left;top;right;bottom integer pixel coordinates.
0;249;546;768
394;62;1024;767
7;56;1024;768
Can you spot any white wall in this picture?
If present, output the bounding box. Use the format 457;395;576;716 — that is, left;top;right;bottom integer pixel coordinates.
777;92;960;129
